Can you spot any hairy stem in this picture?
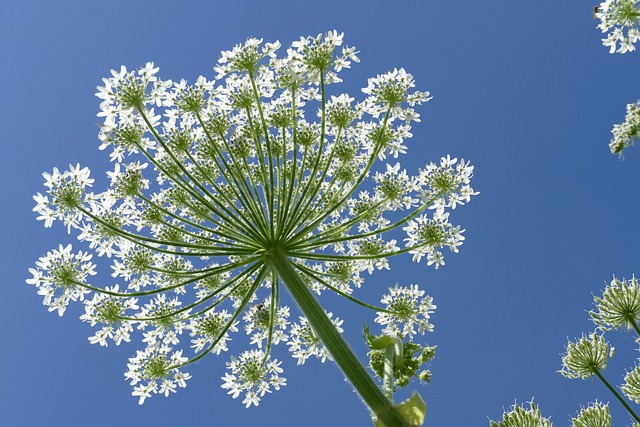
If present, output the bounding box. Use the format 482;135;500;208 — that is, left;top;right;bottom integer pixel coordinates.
266;248;409;427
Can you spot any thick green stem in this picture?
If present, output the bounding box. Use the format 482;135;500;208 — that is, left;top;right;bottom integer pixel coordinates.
266;249;409;427
631;320;640;338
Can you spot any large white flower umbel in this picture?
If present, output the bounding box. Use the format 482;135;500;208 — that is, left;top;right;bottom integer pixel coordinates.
28;31;476;427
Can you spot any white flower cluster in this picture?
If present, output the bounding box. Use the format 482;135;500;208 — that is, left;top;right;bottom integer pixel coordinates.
80;285;138;346
596;0;640;53
221;349;286;407
28;31;476;407
289;30;359;84
125;341;191;404
591;276;640;330
33;164;94;230
609;100;640;155
418;155;475;211
588;276;640;410
242;299;290;348
287;312;343;365
490;401;553;427
403;210;465;268
362;68;432;123
572;402;611;427
375;284;436;338
26;244;95;316
561;333;613;380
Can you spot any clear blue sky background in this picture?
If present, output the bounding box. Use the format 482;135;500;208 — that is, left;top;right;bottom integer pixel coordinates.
2;1;640;426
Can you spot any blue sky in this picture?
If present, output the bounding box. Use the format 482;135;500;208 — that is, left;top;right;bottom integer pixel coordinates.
2;1;640;426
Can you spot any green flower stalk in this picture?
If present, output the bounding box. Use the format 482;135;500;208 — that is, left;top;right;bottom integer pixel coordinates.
27;31;476;426
561;333;640;423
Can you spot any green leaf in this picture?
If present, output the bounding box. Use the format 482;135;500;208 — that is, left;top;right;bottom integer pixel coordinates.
396;392;427;426
363;323;395;350
373;392;426;427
